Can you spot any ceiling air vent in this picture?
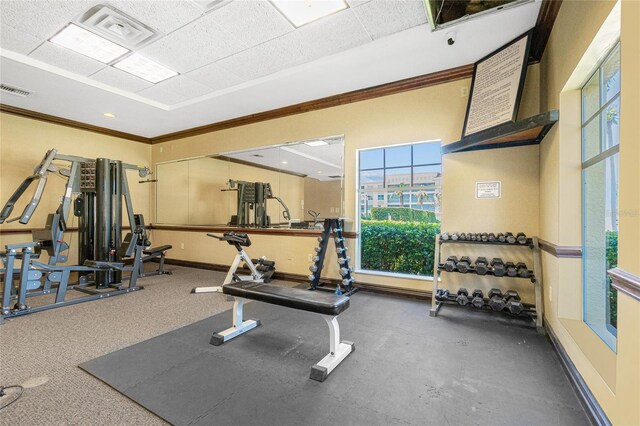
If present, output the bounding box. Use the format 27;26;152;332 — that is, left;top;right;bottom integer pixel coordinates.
77;5;157;49
0;84;31;97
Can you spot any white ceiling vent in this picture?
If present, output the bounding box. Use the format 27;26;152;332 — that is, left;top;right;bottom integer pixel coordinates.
77;5;158;49
0;84;31;97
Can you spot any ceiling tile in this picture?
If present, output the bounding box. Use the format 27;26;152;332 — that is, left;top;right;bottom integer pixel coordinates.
296;9;372;62
215;32;307;81
154;75;215;99
206;1;294;48
0;1;90;40
136;84;189;105
103;1;204;35
186;63;244;92
351;0;428;39
90;67;153;93
346;0;374;7
138;14;245;74
29;42;105;76
0;24;43;55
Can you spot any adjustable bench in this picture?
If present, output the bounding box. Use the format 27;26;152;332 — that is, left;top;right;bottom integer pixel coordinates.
211;281;354;382
139;244;172;277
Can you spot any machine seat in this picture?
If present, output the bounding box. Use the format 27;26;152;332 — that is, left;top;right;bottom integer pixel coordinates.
143;245;172;255
83;260;125;269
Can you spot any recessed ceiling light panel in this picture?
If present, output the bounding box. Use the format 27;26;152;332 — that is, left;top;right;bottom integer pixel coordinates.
270;0;348;27
50;23;130;63
305;140;329;147
114;53;178;83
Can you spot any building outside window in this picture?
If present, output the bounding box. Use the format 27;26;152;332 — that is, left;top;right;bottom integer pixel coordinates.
582;42;620;351
357;141;442;276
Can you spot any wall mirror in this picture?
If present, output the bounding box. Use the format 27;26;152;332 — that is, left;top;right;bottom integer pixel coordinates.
155;136;344;228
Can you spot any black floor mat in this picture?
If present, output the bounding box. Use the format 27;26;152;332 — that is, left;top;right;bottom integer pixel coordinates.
80;292;589;426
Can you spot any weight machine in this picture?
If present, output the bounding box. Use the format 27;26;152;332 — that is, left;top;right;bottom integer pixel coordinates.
0;148;160;321
224;179;290;228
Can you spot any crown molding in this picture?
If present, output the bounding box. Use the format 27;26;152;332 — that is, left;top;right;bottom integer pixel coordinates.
0;104;152;144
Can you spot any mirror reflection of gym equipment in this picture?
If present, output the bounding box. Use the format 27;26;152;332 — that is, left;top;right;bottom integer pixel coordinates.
224;179;291;227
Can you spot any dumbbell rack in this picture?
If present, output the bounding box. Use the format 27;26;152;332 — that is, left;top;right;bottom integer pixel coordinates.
308;218;357;296
429;235;544;333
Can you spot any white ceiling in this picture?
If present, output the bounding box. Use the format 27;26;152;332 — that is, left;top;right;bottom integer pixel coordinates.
0;0;542;138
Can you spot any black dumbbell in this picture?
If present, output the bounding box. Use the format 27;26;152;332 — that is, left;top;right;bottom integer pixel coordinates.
456;288;469;306
459;233;467;241
342;277;355;287
505;232;517;244
475;257;490;275
339;267;353;277
491;258;506;277
471;290;485;308
487;233;496;242
488;289;506;311
480;233;488;242
456;256;472;273
516;262;531;278
450;232;460;241
337;256;351;265
504;291;524;314
504;262;518;277
496;233;506;243
440;232;450;241
435;289;450;302
516;232;528;245
444;256;458;272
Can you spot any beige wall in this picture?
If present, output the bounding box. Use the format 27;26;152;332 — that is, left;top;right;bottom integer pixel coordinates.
0;113;151;264
150;63;541;291
539;1;640;424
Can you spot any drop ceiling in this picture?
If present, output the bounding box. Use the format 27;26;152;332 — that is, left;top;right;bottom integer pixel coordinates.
0;0;542;139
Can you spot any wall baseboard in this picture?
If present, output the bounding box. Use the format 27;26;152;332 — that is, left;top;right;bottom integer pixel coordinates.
544;321;611;426
159;258;430;300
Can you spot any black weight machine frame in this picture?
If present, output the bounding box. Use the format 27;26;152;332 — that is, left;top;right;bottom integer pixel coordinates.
224;179;291;228
0;148;156;321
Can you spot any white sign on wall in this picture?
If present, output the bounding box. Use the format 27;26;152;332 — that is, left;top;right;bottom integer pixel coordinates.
476;181;501;199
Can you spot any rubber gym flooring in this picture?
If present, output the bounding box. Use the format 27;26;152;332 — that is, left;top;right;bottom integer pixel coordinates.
78;275;590;426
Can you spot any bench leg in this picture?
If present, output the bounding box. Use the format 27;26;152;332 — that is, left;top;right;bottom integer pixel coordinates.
210;297;260;346
310;315;354;382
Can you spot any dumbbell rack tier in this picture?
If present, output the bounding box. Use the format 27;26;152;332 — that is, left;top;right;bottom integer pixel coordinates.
429;235;544;332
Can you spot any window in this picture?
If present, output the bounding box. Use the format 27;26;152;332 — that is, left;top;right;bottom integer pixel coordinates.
582;42;620;351
357;141;442;276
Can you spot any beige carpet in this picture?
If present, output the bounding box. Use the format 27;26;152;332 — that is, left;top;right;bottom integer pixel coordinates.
0;266;235;425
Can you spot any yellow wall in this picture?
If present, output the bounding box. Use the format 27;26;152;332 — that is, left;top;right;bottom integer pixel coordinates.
149;65;541;290
0;113;151;264
539;1;640;424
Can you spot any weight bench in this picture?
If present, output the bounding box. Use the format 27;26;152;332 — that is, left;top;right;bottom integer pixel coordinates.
139;244;172;277
211;281;354;382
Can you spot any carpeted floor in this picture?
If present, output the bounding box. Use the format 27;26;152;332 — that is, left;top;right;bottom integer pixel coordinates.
1;266;589;425
0;266;234;425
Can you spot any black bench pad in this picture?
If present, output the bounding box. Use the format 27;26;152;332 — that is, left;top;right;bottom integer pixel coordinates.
143;245;172;255
223;282;350;316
